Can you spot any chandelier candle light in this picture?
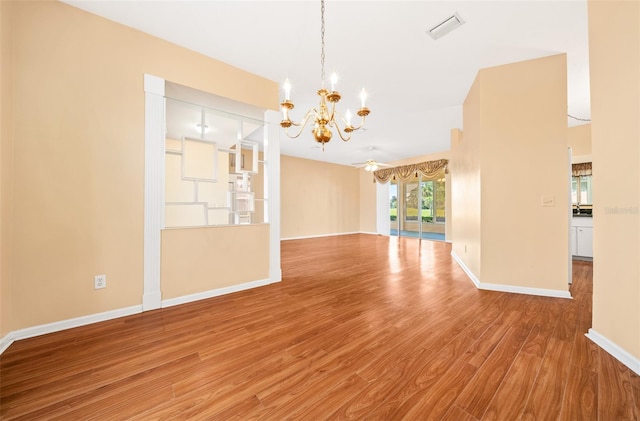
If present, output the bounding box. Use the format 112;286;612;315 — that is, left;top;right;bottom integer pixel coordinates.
280;0;370;150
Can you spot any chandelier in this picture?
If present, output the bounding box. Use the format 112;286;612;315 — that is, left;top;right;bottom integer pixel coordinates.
280;0;370;149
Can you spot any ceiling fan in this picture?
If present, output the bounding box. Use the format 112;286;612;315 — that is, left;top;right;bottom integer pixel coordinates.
351;147;392;172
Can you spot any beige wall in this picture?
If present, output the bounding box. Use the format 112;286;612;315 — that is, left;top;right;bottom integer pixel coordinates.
161;224;269;299
454;54;569;293
481;55;569;291
3;1;277;332
1;1;14;338
386;151;451;168
281;155;360;239
589;0;640;360
340;150;453;238
452;79;482;278
568;124;592;158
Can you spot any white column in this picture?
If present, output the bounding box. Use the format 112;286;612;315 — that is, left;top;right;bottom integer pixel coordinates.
143;74;165;310
265;110;282;283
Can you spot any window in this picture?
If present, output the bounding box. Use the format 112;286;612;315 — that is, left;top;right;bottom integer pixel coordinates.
389;183;398;221
404;182;419;221
571;175;592;205
420;179;446;223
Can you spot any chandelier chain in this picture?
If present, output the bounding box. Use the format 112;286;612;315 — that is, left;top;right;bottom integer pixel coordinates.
279;0;370;147
320;0;325;85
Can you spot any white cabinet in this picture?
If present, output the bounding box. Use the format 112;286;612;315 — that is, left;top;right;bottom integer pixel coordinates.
576;226;593;257
571;217;593;258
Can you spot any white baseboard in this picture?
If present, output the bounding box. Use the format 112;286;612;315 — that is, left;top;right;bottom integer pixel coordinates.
161;278;276;308
281;231;361;241
0;305;142;355
586;329;640;376
450;251;572;299
451;250;481;287
476;281;572;299
0;276;281;355
0;334;14;354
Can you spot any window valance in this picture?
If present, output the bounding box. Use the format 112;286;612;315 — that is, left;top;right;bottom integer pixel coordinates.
373;159;449;183
572;162;592;176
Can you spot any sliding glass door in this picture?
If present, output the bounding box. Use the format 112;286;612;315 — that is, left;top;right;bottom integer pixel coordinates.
388;174;446;241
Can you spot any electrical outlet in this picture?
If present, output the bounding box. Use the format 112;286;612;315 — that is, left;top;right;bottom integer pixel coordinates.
94;274;106;290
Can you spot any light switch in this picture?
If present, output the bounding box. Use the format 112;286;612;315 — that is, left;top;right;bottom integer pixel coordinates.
541;195;555;207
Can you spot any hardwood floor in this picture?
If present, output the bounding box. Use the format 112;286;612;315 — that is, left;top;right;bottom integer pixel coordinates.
1;234;638;420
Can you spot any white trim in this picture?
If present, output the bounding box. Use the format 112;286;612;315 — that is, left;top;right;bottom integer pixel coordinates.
161;278;275;308
144;73;164;95
586;329;640;376
282;231;362;241
451;251;572;299
0;305;142;354
451;250;481;287
0;335;14;354
476;281;572;299
143;74;165;311
359;231;379;236
142;291;162;310
376;181;390;235
265;110;282;283
567;147;573;285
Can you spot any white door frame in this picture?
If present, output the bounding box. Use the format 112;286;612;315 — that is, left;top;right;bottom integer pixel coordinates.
143;74;282;310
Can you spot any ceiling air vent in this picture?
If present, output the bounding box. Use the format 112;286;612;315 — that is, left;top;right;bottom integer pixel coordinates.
427;12;465;40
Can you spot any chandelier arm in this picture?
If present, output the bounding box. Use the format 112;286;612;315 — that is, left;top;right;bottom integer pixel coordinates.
332;108;354;129
331;100;340;124
283;109;317;139
347;114;368;131
331;117;353;143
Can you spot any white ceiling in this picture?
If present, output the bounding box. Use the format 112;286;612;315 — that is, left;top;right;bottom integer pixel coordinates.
62;0;591;167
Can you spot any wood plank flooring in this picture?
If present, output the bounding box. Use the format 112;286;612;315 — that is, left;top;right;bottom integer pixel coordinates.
1;234;638;420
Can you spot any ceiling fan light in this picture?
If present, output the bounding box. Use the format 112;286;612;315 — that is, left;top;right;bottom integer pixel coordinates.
364;162;378;172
